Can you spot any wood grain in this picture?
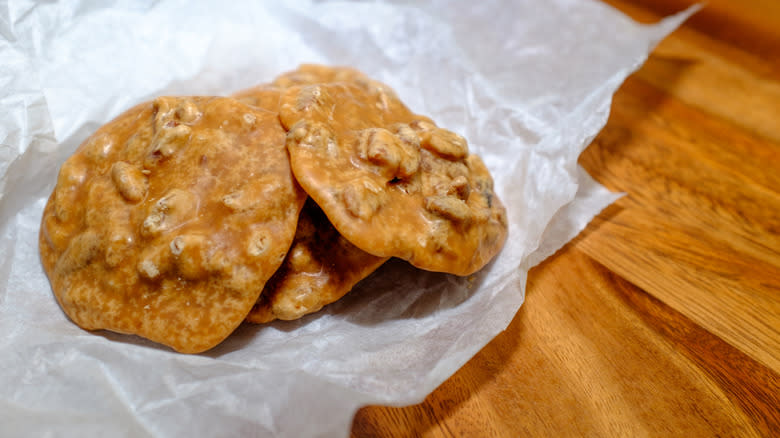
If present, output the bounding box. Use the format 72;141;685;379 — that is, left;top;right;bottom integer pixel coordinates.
352;1;780;436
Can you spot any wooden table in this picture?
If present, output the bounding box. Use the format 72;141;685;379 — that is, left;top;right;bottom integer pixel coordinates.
351;1;780;436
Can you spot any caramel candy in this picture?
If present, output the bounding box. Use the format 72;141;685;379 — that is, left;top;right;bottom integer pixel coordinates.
279;80;508;276
39;95;306;353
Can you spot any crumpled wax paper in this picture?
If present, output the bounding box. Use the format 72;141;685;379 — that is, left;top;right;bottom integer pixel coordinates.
0;1;694;436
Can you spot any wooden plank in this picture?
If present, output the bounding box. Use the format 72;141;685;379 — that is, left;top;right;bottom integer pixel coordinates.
576;207;780;371
604;0;780;145
579;74;780;371
602;0;780;73
353;248;778;436
636;39;780;146
592;76;780;196
581;77;780;267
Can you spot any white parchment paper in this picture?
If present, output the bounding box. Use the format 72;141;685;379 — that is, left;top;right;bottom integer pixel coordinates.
0;1;694;436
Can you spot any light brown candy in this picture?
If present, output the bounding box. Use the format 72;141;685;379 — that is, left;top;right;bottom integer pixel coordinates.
246;199;388;323
39;95;306;353
279;81;508;276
